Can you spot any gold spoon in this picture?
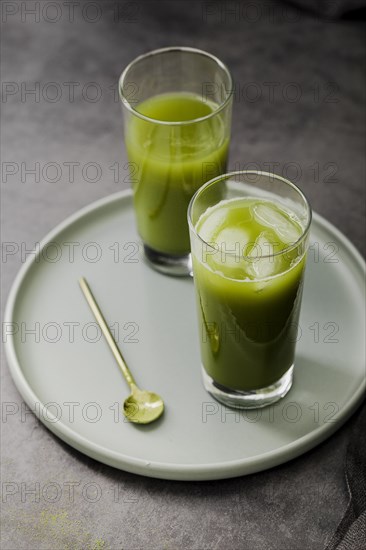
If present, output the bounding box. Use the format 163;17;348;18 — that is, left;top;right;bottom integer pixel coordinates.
79;277;164;424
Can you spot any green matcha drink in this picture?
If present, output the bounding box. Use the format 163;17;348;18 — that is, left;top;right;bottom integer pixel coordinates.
125;92;229;255
119;47;233;275
188;171;311;408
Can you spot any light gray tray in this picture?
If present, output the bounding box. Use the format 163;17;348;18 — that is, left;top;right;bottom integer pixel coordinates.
4;191;365;480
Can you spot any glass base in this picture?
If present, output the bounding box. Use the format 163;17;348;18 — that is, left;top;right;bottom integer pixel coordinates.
202;365;294;409
143;244;193;277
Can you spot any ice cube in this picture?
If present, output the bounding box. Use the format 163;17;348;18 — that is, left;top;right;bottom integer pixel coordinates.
247;231;276;258
276;220;301;244
253;203;301;245
246;232;279;279
216;226;250;250
253;203;288;230
214;226;250;267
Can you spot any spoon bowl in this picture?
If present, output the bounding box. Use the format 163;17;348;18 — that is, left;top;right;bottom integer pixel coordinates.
124;385;164;424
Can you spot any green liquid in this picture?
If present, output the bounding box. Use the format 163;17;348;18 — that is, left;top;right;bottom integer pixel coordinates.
125;93;229;255
193;198;306;391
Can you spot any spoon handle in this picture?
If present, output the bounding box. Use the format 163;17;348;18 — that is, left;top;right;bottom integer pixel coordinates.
79;277;136;388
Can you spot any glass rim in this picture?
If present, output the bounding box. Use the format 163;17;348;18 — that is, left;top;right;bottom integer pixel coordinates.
187;170;312;260
118;46;233;126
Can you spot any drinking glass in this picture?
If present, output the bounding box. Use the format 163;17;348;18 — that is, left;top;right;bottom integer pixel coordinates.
119;47;233;276
188;171;312;408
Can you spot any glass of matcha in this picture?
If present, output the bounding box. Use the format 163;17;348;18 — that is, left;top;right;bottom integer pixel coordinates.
188;171;312;408
119;47;233;276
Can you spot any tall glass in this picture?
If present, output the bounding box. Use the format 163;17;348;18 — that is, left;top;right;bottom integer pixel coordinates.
188;171;312;408
119;47;233;276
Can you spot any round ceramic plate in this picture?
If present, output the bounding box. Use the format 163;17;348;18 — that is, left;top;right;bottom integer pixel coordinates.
4;191;365;480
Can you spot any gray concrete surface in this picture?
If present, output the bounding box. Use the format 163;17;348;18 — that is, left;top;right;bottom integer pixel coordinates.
1;1;365;549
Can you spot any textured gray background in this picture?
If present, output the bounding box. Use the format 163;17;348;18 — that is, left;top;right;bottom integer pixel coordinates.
1;1;365;549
